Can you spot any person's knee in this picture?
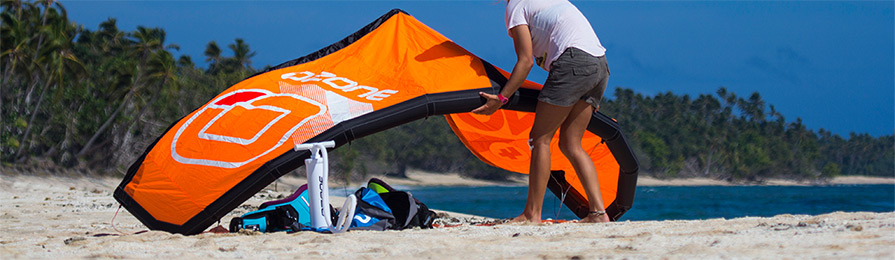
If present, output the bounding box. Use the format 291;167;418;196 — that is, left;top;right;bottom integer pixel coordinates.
557;136;582;156
529;135;551;149
559;144;574;158
529;128;554;144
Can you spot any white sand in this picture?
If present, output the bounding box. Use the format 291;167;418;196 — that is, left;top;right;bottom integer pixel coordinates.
1;173;893;259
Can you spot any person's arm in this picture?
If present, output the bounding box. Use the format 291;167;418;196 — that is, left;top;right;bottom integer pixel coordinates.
472;25;534;115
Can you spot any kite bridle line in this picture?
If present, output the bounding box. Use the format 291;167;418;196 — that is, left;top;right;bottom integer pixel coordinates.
108;204;148;236
549;173;572;221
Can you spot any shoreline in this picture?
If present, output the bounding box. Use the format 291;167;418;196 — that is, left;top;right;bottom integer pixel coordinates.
342;169;895;187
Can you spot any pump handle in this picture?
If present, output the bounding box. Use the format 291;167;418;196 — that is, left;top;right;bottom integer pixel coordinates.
294;141;336;151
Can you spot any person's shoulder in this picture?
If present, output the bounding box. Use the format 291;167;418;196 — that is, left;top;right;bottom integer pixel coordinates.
505;0;526;21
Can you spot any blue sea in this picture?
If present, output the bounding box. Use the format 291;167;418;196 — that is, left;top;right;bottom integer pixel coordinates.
335;184;895;221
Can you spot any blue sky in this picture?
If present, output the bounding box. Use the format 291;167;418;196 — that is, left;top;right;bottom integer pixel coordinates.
64;0;894;137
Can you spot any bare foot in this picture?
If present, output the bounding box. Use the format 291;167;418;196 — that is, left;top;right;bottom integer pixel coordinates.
506;213;541;224
578;213;610;223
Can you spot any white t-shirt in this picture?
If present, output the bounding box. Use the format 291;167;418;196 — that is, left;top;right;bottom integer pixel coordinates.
505;0;606;71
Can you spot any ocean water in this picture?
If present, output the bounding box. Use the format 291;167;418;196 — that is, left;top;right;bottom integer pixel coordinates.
360;184;895;221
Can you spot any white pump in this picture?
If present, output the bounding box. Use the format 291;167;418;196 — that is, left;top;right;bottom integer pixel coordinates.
294;141;356;233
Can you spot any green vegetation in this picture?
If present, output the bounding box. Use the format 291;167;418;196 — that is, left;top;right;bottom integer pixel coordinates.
2;2;892;182
1;2;255;172
599;89;893;181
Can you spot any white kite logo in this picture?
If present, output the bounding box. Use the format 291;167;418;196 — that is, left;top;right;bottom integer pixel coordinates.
170;89;327;168
281;71;398;101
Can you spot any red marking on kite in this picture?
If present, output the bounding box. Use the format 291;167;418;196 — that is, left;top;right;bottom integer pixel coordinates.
504;111;535;135
214;91;266;106
497;147;523;160
456;112;504;132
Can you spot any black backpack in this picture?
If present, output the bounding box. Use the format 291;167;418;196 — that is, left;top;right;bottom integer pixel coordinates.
351;178;436;230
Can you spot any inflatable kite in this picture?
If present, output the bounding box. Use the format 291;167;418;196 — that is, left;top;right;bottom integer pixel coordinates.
114;9;638;235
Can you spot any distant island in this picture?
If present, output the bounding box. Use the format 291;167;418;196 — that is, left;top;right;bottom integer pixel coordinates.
2;1;891;183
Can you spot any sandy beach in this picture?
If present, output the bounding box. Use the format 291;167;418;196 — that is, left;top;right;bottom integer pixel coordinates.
1;171;893;259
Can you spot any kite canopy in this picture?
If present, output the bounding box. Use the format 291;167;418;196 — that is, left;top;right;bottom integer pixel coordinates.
114;9;638;235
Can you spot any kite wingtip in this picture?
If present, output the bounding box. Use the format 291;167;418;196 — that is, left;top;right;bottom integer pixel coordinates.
388;8;409;15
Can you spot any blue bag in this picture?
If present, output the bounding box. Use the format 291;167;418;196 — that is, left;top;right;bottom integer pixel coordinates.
229;184;314;232
350;187;396;230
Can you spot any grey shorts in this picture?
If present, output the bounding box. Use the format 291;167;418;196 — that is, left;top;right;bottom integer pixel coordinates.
539;47;609;108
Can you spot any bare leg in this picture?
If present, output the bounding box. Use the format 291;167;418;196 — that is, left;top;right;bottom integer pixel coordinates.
558;101;610;223
510;101;573;224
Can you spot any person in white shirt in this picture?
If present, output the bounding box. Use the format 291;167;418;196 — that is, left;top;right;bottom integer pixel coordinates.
472;0;611;223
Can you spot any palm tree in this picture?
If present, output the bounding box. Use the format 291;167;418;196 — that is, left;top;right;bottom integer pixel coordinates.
33;0;65;58
77;26;169;159
108;49;178;165
204;40;221;73
1;5;34;85
21;0;65;108
3;3;41;113
1;9;37;139
228;38;255;70
0;0;27;20
14;8;83;161
123;50;178;140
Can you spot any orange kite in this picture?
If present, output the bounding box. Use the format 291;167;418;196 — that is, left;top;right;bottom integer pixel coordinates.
114;9;638;235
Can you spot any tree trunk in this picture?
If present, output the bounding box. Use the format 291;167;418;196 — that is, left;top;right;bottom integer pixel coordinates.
77;72;142;158
22;80;41;111
113;77;165;165
0;57;15;119
58;115;74;165
14;80;53;161
395;162;408;178
0;62;7;125
1;57;12;86
124;77;165;132
21;5;51;111
77;89;133;158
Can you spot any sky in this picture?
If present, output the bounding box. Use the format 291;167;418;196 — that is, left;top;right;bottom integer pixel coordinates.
62;0;894;137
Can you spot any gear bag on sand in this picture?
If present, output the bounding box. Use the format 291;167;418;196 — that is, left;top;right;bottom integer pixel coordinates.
351;178;436;230
229;184;336;233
